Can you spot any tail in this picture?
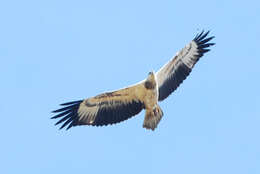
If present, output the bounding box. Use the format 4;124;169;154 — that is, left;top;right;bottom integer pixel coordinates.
143;104;163;131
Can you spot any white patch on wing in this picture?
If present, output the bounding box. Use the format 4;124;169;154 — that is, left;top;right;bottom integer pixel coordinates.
78;102;99;124
181;41;198;68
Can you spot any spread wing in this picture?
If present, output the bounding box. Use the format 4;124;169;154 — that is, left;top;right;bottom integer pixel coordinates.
156;30;215;101
51;84;145;130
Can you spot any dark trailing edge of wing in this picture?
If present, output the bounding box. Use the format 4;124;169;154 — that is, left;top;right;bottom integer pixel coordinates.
158;30;215;101
51;99;144;130
158;61;191;101
51;100;83;130
93;100;144;126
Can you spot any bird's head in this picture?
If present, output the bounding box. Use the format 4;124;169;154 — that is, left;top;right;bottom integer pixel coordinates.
147;71;155;79
145;71;156;89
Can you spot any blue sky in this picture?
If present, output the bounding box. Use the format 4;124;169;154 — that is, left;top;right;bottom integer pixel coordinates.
1;0;259;173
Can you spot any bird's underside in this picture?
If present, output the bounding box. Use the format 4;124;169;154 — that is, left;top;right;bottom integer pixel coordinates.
51;30;215;131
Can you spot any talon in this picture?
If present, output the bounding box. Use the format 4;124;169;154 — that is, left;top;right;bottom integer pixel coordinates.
153;109;157;115
153;107;159;115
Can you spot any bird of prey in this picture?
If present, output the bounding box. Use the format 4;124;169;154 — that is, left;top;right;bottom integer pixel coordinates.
51;30;215;131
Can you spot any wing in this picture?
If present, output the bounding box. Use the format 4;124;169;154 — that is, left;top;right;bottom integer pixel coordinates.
156;30;215;101
51;84;145;130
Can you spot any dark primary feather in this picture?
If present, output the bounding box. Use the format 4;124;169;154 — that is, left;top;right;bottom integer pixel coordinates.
60;100;83;106
51;100;83;130
158;30;215;101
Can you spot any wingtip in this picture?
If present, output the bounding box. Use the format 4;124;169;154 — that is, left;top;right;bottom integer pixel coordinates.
194;30;213;42
51;110;59;113
52;109;60;113
194;30;205;40
60;100;83;106
51;100;82;130
66;126;72;130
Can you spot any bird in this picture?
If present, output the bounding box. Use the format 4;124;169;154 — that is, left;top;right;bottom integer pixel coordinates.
51;30;215;131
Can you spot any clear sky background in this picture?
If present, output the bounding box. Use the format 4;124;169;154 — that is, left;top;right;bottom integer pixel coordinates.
1;0;259;173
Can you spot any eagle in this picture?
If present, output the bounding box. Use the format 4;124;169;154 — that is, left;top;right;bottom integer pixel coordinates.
51;30;215;131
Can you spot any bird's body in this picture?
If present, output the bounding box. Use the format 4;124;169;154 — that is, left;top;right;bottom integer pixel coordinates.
51;30;215;131
142;72;163;130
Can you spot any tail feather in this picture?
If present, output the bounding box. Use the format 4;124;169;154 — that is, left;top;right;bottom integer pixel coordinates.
143;104;163;131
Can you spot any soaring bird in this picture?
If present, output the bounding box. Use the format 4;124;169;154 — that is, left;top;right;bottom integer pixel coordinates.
51;30;215;131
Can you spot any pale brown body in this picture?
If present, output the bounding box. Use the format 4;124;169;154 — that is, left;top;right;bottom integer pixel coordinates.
52;76;163;130
141;72;163;130
77;72;163;130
